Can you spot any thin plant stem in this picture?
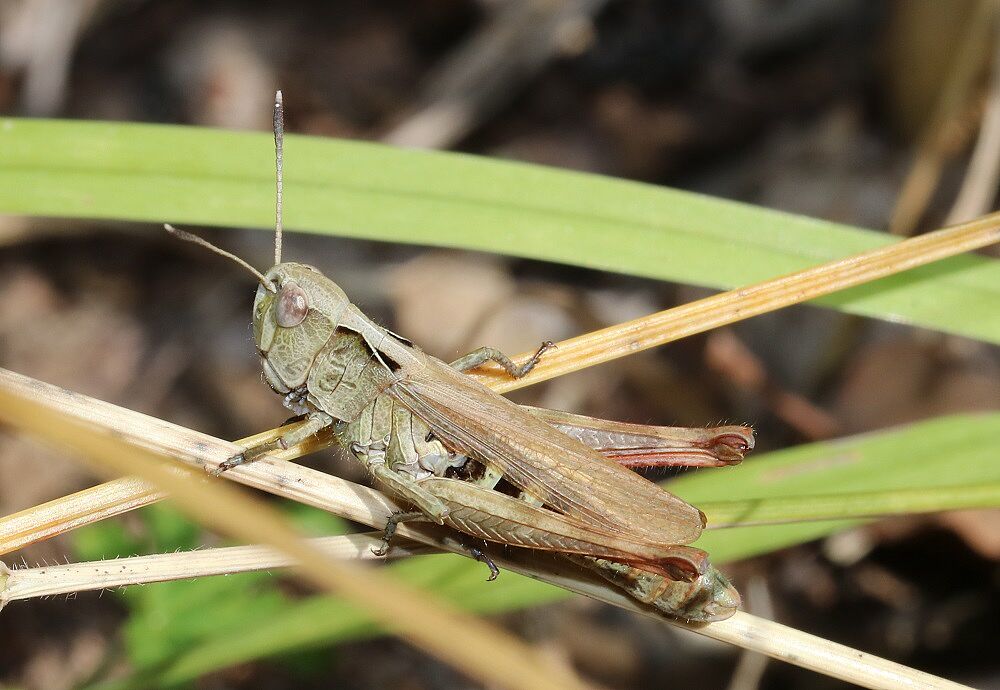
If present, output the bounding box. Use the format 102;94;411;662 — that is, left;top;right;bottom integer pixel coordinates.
0;377;590;690
0;368;983;688
1;533;429;602
0;533;972;690
470;212;1000;392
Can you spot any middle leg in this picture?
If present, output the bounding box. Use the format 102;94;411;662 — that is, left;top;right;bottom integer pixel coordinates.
450;340;555;378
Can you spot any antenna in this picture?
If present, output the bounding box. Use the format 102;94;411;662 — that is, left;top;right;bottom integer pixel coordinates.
163;93;287;289
164;224;273;289
273;90;284;265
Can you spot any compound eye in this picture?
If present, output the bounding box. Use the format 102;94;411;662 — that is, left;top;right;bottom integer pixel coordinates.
275;282;309;327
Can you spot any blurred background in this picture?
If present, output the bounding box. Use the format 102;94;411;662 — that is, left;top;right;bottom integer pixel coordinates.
1;1;998;688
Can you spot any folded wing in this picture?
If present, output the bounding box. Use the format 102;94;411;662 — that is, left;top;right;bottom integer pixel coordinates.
388;356;705;548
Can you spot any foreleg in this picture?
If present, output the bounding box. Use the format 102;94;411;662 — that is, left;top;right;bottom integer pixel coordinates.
212;410;334;475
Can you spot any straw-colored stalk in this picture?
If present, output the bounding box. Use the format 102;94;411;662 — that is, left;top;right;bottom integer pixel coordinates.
0;530;972;690
470;212;1000;392
0;378;592;690
1;533;431;602
0;368;975;690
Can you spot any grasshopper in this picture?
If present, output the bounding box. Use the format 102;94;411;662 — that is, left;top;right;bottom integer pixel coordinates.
167;92;753;622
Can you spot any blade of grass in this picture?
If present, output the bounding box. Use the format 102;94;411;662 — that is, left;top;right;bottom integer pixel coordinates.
1;119;998;343
140;610;970;690
679;412;1000;562
0;378;591;690
80;553;566;690
702;483;1000;528
139;556;562;690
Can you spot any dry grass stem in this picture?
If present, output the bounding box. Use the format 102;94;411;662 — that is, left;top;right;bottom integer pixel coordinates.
0;423;326;554
470;213;1000;392
0;369;972;689
0;369;419;552
0;373;592;690
0;476;161;555
888;0;997;235
946;12;1000;224
1;531;972;690
1;532;431;603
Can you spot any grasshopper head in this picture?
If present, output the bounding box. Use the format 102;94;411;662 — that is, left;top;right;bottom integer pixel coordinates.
252;261;351;394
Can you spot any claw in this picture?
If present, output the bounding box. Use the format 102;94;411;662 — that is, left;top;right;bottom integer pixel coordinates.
469;545;501;581
210;453;245;476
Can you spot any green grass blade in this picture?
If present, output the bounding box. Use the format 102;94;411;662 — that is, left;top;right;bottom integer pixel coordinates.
679;412;1000;561
702;483;1000;528
2;119;998;343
